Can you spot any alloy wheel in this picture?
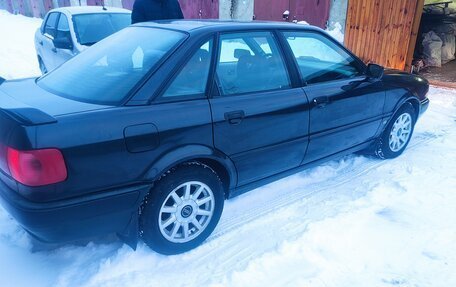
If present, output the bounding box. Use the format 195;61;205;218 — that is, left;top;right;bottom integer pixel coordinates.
389;112;412;152
158;181;215;243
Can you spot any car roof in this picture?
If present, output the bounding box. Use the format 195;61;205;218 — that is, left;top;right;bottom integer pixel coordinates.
49;6;131;15
133;20;323;34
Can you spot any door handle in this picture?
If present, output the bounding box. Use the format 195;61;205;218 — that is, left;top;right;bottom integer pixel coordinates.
224;110;245;125
39;41;43;46
312;96;330;108
52;47;57;53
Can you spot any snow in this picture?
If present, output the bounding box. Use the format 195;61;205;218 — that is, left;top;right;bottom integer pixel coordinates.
0;10;41;79
297;20;345;43
1;10;456;287
325;22;345;43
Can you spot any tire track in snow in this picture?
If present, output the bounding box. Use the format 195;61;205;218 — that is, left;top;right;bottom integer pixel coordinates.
211;129;437;240
186;118;446;281
169;132;441;285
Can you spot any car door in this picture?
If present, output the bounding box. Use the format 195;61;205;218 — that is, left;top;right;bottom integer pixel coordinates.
210;31;310;186
282;31;385;163
54;13;75;68
146;39;215;168
41;12;60;71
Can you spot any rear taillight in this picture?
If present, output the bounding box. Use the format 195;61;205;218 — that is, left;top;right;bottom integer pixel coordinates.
5;147;67;186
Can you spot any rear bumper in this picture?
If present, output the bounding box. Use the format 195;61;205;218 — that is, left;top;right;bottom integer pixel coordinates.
0;180;150;245
420;98;430;117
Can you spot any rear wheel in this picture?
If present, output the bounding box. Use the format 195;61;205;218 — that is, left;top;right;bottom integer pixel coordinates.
140;163;224;254
375;103;416;159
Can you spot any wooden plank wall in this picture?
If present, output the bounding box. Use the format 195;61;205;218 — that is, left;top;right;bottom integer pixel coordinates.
345;0;424;71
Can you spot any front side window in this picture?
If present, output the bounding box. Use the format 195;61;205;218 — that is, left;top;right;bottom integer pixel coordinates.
284;32;363;85
162;40;213;99
73;13;131;46
216;32;290;96
38;27;187;105
56;14;70;40
44;12;59;38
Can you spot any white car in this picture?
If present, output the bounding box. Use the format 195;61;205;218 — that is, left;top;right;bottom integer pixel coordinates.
35;6;131;74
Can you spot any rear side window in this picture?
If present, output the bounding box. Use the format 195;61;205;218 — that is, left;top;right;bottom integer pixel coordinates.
162;40;213;100
216;32;290;96
283;32;363;85
44;13;59;38
38;27;187;105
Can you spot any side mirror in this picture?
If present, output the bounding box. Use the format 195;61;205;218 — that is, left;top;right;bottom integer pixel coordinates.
53;36;73;50
366;63;384;79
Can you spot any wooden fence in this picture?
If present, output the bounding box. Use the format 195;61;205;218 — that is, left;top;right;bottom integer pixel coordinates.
344;0;425;71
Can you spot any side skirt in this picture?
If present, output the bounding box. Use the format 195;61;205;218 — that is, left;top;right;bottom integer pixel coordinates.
228;140;375;199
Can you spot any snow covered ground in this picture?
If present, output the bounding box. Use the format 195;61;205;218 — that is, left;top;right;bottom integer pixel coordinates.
1;10;456;287
0;10;41;79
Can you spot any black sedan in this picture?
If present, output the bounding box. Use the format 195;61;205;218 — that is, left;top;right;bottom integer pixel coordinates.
0;20;429;255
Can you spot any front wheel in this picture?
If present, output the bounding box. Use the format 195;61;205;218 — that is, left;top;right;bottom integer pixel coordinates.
375;103;416;159
140;163;224;255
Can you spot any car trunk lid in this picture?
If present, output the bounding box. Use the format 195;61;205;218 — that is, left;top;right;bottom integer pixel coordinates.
0;78;111;122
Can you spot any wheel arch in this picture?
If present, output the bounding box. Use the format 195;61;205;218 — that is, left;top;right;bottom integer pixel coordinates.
144;145;237;197
406;98;420;121
397;88;421;118
386;94;420;130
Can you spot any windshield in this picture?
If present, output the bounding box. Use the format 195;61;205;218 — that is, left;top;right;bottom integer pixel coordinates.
38;27;187;105
73;13;131;46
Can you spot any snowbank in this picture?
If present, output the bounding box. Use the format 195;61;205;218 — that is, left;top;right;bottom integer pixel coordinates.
297;21;345;43
0;11;456;287
0;10;41;79
326;22;345;43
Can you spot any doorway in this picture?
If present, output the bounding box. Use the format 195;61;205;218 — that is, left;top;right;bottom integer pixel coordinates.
413;1;456;87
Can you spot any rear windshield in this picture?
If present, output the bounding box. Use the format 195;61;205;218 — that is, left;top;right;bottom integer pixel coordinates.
38;27;187;105
73;13;131;46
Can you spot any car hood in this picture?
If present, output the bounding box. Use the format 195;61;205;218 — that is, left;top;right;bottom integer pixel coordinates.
0;78;111;117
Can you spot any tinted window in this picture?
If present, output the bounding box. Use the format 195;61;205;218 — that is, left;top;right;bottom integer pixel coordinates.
217;32;290;96
44;13;59;38
38;27;186;105
162;40;213;99
56;14;71;40
284;32;363;85
73;13;131;46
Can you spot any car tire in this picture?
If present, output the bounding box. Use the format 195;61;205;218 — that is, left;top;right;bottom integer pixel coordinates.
140;162;224;255
38;58;48;75
375;103;416;159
